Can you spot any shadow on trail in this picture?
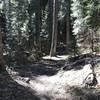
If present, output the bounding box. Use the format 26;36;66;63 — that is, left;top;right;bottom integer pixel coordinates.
0;71;41;100
70;86;100;100
1;71;100;100
11;53;100;78
63;53;100;71
14;60;63;77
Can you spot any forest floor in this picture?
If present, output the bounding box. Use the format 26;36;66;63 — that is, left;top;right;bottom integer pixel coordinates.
1;55;100;100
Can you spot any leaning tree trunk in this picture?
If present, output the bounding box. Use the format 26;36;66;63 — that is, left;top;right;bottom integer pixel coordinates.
0;15;4;72
65;0;71;54
50;0;58;56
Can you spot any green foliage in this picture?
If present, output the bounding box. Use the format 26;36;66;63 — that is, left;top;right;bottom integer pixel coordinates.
2;0;49;65
71;0;100;34
71;0;100;52
1;0;100;65
95;47;100;52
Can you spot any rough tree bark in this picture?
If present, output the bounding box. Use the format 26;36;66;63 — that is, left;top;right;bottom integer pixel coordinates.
27;2;33;48
48;0;53;49
0;14;4;72
35;0;42;50
65;0;71;54
50;0;58;56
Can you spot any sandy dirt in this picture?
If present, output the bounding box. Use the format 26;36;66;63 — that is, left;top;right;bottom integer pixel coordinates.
1;56;100;100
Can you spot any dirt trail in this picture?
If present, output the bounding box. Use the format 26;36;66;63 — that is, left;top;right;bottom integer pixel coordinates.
9;63;100;100
1;56;100;100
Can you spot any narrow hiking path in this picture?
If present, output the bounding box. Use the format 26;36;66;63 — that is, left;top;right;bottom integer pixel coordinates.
1;55;100;100
6;66;100;99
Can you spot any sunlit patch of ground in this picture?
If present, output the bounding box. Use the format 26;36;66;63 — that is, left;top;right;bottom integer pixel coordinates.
4;55;100;100
43;55;69;61
8;62;100;100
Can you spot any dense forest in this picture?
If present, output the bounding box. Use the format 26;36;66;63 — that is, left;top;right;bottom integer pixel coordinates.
0;0;100;66
0;0;100;100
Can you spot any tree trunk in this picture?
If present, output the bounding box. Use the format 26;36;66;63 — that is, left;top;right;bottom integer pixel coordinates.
27;3;34;49
50;0;58;56
0;15;4;72
65;0;71;54
48;0;53;48
35;0;42;50
91;28;96;52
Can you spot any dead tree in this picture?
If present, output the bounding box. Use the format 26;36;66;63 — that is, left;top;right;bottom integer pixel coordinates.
83;72;98;88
